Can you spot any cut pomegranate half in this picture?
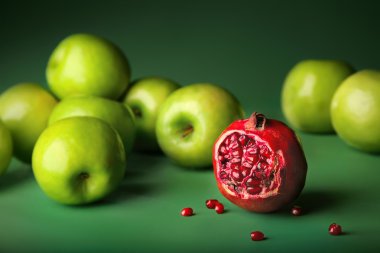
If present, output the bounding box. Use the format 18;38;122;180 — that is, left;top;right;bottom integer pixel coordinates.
213;112;307;213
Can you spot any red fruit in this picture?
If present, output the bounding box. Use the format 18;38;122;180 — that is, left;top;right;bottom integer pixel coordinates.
250;231;265;241
212;112;308;213
206;199;219;209
329;223;342;235
181;207;193;216
291;206;302;216
214;202;225;214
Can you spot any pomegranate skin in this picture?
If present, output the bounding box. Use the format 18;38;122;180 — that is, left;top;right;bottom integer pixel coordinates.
212;113;307;213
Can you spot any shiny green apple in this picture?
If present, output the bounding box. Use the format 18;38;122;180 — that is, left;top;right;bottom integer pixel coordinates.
0;120;12;175
46;33;130;100
123;77;180;152
0;83;58;163
32;116;126;205
48;95;135;154
282;59;354;133
156;83;244;168
331;70;380;153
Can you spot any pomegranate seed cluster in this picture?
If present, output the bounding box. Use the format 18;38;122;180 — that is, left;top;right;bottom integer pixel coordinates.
217;132;280;197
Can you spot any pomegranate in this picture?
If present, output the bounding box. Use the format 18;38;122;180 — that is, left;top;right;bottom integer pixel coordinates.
212;112;307;213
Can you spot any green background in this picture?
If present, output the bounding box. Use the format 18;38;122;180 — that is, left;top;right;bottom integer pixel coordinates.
1;0;380;252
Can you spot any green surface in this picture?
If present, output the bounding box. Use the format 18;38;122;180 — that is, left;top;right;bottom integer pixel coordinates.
1;0;380;252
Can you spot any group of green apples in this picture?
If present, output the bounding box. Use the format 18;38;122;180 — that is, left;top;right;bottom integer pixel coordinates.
2;34;378;206
282;60;380;153
0;34;243;205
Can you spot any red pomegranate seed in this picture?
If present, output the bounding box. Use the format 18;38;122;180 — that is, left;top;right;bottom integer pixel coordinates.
181;207;193;216
291;205;302;216
329;223;342;235
250;231;265;241
206;199;219;209
215;202;225;214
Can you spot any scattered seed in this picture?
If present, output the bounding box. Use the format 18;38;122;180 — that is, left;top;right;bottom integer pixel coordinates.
215;202;225;214
291;205;302;216
181;207;193;216
329;223;342;235
206;199;219;209
250;231;265;241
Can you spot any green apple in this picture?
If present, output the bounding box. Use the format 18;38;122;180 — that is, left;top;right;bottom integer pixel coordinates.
123;77;180;152
0;83;58;163
281;59;354;133
46;33;130;100
0;120;12;175
331;70;380;153
48;95;136;154
32;116;126;205
156;83;244;168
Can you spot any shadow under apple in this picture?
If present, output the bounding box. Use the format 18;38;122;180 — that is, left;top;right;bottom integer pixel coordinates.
0;163;33;192
124;151;166;177
100;152;168;205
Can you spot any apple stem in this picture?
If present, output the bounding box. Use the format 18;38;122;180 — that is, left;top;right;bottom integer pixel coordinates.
132;107;142;118
182;125;194;138
79;172;90;180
